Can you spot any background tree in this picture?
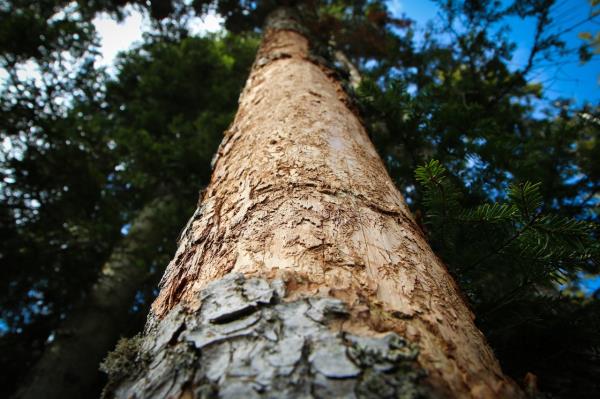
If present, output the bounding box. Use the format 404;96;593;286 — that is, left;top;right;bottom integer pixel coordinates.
1;5;257;395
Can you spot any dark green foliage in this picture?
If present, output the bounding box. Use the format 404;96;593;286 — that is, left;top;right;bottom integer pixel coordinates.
0;1;94;63
105;33;258;205
414;160;460;246
414;162;600;397
0;13;257;395
415;160;598;291
355;1;600;396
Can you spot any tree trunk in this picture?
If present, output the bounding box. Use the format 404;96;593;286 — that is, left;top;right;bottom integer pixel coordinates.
14;196;179;399
103;9;523;399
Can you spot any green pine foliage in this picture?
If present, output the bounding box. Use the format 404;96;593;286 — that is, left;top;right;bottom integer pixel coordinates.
415;160;598;288
414;160;600;397
356;1;600;395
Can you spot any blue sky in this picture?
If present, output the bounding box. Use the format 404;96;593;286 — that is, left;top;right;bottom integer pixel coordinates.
389;1;599;294
2;1;598;104
388;0;600;105
92;7;223;73
92;1;599;103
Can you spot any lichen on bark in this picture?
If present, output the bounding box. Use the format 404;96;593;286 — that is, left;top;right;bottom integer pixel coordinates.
102;274;427;399
100;335;147;388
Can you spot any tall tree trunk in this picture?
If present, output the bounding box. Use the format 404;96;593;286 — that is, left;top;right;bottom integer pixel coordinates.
103;9;523;399
14;196;179;399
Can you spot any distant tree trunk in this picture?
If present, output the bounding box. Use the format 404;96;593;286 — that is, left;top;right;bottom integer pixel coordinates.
14;196;178;399
103;9;523;399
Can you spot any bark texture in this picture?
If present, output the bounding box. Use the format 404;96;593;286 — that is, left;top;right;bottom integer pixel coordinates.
103;273;426;398
14;197;177;399
105;9;522;399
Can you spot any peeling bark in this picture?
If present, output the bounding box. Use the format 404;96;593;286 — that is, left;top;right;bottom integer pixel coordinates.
105;8;523;399
103;274;426;399
14;197;177;399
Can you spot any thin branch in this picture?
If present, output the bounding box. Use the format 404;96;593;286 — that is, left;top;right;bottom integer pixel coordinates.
466;212;542;271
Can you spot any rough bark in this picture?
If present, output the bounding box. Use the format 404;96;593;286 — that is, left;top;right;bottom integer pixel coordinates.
102;273;427;398
14;196;178;399
104;9;523;399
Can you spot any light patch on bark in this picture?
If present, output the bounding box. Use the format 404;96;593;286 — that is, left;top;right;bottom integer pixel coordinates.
103;273;427;399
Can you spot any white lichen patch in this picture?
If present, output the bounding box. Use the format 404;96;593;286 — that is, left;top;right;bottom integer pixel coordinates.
103;274;426;399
